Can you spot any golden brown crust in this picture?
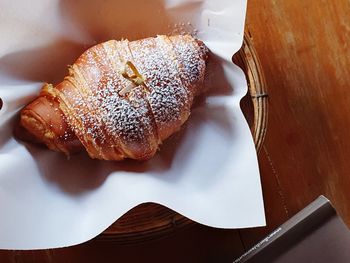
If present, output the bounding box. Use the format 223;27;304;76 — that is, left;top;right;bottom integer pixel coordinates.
19;94;83;154
18;35;208;161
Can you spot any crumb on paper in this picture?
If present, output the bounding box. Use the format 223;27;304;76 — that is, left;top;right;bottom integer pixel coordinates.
169;21;199;37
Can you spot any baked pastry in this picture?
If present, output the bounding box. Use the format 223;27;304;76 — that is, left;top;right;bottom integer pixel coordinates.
18;35;208;160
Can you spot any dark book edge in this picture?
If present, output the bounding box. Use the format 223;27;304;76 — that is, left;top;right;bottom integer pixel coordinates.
233;195;335;263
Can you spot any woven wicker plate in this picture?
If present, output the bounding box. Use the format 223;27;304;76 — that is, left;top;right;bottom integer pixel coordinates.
99;32;268;244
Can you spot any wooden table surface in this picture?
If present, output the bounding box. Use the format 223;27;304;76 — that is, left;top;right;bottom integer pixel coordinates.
1;0;349;262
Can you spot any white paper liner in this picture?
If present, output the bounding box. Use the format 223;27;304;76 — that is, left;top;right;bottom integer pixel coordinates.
0;0;265;249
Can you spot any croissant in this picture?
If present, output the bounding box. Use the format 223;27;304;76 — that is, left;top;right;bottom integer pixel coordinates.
18;35;208;161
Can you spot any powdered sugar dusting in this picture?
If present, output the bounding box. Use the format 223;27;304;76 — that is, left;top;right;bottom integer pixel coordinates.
129;36;193;139
168;22;199;37
169;35;207;91
55;35;207;159
56;80;102;157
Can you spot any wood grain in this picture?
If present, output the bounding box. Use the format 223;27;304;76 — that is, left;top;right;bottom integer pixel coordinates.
0;224;245;263
240;0;350;248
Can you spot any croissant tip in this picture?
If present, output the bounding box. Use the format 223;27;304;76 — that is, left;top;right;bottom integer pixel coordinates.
195;39;209;60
